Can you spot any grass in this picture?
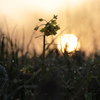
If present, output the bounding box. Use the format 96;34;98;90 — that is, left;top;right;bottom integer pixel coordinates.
0;15;100;100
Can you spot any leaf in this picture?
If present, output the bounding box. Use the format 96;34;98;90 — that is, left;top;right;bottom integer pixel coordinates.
40;27;47;33
39;18;43;21
34;26;39;31
20;68;26;73
55;25;60;31
51;20;57;25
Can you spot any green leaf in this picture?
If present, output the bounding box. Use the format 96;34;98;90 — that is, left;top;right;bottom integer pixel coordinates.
34;26;39;31
39;18;43;21
40;27;47;33
55;25;60;31
52;31;57;35
51;20;57;25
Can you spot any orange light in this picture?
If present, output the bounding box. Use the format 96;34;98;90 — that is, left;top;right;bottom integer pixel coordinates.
57;34;80;53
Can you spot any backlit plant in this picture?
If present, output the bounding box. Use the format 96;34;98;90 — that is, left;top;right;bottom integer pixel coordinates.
34;15;60;77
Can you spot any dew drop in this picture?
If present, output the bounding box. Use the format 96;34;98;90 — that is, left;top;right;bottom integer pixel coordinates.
79;67;82;70
46;67;49;71
74;70;76;73
12;60;14;62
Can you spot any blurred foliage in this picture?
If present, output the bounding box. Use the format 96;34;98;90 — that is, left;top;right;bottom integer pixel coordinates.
0;65;7;90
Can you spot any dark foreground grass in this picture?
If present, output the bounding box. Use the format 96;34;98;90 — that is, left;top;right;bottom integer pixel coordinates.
0;29;100;100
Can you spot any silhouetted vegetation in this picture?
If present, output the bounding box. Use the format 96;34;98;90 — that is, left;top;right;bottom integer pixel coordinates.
0;16;100;100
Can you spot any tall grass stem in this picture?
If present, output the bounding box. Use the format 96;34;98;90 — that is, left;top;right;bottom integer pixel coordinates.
42;35;45;77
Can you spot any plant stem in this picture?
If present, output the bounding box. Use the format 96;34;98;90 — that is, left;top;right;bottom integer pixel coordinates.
42;34;45;77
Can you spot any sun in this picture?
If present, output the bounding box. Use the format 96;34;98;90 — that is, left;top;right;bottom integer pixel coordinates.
57;34;80;53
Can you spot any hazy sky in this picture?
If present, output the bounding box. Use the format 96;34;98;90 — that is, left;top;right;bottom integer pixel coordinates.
0;0;99;56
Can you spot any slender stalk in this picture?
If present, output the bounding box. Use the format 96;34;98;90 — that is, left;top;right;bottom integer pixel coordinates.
42;34;45;77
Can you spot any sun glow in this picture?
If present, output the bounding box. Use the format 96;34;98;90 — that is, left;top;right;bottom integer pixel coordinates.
57;34;80;53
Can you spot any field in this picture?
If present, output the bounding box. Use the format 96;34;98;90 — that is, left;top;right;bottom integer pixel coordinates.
0;16;100;100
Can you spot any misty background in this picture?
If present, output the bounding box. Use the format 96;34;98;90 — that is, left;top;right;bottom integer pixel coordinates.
0;0;99;57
